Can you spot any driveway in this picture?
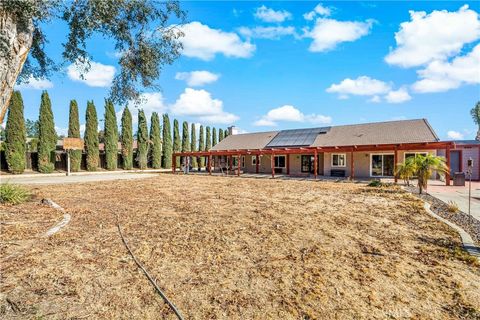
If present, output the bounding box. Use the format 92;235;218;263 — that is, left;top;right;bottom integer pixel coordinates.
0;172;160;185
427;180;480;222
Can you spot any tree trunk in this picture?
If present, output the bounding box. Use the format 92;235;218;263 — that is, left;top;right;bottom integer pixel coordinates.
0;10;33;124
476;128;480;141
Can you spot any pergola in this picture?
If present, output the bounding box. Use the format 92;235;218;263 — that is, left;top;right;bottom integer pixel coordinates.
173;141;455;185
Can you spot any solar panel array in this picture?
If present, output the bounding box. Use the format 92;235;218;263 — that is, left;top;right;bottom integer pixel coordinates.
266;127;331;148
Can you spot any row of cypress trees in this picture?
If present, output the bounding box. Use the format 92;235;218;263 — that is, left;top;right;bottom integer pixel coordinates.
3;90;229;174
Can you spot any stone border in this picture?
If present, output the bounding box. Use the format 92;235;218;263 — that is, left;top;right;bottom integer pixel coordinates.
423;202;479;261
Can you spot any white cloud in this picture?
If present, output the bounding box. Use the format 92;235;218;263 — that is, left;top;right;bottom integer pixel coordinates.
254;105;332;127
304;18;374;52
327;76;413;103
447;130;464;140
238;26;297;40
170;88;238;124
121;92;167;125
385;5;480;68
326;76;391;97
175;71;220;87
178;21;255;60
384;87;412;103
412;44;480;93
55;126;68;137
254;5;292;23
16;76;53;90
303;3;332;20
67;60;115;87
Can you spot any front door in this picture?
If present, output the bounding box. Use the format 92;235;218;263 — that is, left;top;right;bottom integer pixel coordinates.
450;151;461;174
371;154;395;177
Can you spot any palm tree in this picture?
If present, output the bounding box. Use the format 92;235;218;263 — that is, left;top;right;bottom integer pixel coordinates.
414;154;449;194
395;157;416;186
471;101;480;141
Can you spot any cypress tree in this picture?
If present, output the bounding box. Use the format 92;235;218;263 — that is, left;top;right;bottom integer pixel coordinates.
212;127;217;146
173;119;181;167
84;100;99;171
224;128;229;138
121;107;133;170
198;125;205;169
190;123;197;169
181;121;190;152
206;126;212;151
5;91;26;174
219;128;224;142
150;112;161;169
68;100;81;172
37;91;56;173
137;110;148;169
162;114;172;168
104;99;118;170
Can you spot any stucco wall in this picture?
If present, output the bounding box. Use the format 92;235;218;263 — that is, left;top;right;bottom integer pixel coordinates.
438;146;480;180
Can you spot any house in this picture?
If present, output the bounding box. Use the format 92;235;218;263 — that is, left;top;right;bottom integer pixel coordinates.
173;119;480;185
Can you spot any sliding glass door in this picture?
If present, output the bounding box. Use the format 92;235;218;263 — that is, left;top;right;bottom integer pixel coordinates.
371;154;394;177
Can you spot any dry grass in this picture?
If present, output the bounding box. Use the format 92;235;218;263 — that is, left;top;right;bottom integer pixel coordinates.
1;174;479;319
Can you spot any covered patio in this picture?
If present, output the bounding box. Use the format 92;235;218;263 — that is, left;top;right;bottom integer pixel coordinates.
173;141;455;186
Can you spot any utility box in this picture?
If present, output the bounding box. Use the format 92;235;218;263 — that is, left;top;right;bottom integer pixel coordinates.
453;172;465;186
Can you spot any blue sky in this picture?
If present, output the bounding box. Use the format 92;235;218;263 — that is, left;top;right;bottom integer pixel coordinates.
16;1;480;140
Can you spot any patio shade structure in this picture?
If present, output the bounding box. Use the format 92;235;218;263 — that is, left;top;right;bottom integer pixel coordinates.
173;140;455;185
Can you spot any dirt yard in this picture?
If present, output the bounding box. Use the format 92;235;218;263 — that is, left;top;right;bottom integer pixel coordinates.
1;174;479;319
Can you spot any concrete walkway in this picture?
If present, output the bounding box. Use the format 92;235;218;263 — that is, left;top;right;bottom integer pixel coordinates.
1;171;160;185
427;180;480;222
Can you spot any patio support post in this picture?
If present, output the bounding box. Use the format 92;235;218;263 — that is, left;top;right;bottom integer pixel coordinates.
286;154;290;175
350;150;355;181
237;154;241;176
314;149;318;179
256;155;259;174
271;152;275;178
208;154;212;175
445;144;451;186
394;147;398;183
229;156;233;175
172;155;176;174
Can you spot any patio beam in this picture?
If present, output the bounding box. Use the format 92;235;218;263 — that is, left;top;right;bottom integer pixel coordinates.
445;144;451;186
350;150;354;181
237;154;241;176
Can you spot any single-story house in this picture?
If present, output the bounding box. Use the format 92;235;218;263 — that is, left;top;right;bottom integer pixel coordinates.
174;119;480;185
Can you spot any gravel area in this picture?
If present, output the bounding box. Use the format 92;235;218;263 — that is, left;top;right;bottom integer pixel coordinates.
405;185;480;245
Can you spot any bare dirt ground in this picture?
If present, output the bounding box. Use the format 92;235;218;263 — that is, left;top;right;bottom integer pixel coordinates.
1;174;479;319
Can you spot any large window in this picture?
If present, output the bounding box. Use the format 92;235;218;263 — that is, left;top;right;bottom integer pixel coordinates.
371;154;394;177
274;155;286;168
252;156;257;166
404;152;428;161
233;156;245;168
331;154;346;167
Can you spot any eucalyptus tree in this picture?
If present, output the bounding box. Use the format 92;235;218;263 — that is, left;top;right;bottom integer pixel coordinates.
0;1;186;123
471;101;480;141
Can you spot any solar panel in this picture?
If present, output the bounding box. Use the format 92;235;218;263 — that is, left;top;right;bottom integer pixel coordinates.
266;127;330;148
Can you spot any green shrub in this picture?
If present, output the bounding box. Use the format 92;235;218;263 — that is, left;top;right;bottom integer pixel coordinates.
0;183;30;205
368;180;383;187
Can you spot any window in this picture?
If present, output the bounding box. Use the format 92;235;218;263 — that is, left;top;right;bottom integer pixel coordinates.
252;156;257;166
331;154;346;167
404;152;428;161
232;156;245;168
371;154;394;177
241;156;245;168
274;155;286;168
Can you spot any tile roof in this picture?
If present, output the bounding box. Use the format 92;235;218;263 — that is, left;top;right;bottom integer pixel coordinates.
211;119;439;151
